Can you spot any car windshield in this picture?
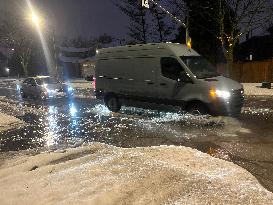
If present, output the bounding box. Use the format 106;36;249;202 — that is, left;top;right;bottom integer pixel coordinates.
36;77;59;85
180;56;220;79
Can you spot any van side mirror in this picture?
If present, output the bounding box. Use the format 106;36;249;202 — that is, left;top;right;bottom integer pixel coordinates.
178;72;192;83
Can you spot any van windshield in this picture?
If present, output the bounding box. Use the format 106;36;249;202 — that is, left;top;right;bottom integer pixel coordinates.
180;56;220;79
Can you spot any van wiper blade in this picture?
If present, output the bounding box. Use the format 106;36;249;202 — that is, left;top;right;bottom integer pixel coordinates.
204;78;218;81
198;74;220;79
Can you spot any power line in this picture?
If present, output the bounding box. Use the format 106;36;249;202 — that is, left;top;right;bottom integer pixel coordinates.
149;0;187;28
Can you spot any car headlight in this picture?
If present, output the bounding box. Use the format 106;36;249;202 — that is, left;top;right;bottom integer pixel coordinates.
210;89;231;99
67;86;73;92
46;89;55;95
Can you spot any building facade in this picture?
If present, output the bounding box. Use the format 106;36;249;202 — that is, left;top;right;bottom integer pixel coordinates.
58;47;96;79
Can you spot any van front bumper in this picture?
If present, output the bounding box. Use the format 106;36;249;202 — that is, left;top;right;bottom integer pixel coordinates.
208;89;244;117
95;89;104;99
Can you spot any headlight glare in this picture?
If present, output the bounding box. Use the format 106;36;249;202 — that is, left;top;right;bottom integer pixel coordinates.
210;89;231;99
46;89;55;96
216;90;231;99
67;86;73;92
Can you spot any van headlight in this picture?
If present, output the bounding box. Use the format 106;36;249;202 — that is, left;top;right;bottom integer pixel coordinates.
210;89;231;99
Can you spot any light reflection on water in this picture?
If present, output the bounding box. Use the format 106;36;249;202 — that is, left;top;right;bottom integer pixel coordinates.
0;95;253;152
42;101;83;148
44;105;59;147
69;103;78;117
85;106;243;143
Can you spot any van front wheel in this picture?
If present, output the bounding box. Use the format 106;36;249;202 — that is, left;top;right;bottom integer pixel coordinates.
186;102;209;116
104;95;121;112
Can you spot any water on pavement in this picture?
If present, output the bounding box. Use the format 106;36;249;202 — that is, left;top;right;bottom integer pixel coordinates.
0;80;273;192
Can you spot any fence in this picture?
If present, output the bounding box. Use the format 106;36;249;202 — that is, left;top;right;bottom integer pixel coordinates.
217;59;273;83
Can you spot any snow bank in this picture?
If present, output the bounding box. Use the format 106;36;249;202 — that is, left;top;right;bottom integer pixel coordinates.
0;97;46;117
0;112;25;132
67;80;94;90
0;143;272;205
243;83;273;96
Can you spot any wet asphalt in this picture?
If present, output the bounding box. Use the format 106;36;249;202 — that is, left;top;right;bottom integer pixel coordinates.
0;79;273;192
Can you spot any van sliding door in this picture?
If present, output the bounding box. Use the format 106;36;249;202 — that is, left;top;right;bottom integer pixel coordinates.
158;57;184;100
132;57;158;98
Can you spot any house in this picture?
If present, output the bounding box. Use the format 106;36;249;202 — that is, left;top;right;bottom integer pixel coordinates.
58;47;96;79
235;29;273;61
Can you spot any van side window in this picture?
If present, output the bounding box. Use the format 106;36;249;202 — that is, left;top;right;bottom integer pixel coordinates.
161;57;183;80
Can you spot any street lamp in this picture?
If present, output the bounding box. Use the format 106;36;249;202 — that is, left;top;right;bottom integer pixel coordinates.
27;0;57;78
31;13;41;26
5;67;10;77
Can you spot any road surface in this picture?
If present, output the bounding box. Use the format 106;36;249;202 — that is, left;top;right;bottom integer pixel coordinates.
0;79;273;192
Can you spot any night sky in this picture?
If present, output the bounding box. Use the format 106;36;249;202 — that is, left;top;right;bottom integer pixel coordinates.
0;0;129;39
0;0;267;43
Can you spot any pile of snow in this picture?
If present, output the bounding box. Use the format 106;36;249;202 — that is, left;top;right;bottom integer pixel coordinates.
0;143;272;205
243;83;273;96
66;80;94;90
0;97;46;117
0;112;25;132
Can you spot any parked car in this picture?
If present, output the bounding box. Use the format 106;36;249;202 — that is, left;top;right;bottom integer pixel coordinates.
95;43;244;117
20;76;74;100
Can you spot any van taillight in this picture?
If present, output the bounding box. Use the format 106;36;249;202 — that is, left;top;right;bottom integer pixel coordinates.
93;78;96;90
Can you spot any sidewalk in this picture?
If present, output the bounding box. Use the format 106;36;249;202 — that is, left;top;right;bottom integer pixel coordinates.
0;112;25;132
243;83;273;96
66;79;94;90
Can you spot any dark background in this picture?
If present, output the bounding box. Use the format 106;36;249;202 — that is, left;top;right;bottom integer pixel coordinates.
0;0;129;39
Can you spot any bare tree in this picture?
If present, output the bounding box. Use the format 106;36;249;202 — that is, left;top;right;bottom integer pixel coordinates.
215;0;272;75
169;0;187;20
61;34;114;49
171;0;272;75
149;2;175;42
18;37;32;76
112;0;149;43
0;12;34;76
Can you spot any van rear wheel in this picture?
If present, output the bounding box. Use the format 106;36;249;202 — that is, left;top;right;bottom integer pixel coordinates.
104;95;121;112
186;102;208;116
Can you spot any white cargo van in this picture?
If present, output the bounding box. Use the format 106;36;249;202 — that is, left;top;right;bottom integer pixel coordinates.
95;43;244;117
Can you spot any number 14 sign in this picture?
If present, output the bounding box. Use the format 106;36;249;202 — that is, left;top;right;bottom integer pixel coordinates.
142;0;149;8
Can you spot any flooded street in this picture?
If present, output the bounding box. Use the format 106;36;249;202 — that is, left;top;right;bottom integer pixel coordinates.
0;79;273;192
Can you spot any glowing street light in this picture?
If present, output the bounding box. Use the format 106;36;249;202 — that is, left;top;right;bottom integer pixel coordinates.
26;0;42;27
31;13;41;26
26;0;55;77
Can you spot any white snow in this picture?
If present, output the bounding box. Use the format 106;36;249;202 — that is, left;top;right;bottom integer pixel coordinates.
0;97;46;117
243;83;273;96
0;143;272;205
0;112;25;132
66;80;94;90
